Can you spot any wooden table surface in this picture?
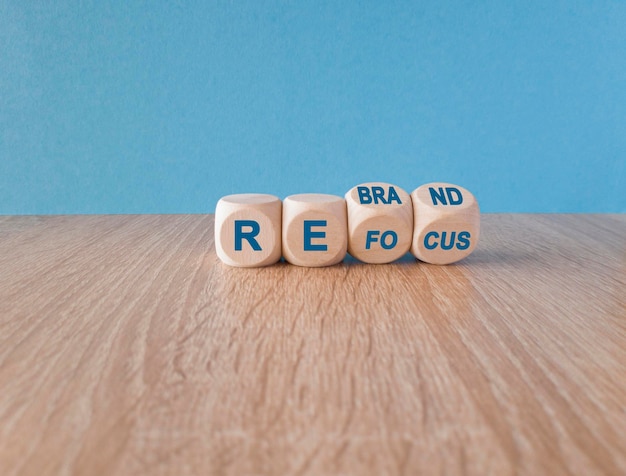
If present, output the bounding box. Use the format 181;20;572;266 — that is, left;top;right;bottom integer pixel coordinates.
0;214;625;476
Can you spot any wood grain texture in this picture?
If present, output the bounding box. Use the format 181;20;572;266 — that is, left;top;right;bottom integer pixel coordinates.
0;214;625;476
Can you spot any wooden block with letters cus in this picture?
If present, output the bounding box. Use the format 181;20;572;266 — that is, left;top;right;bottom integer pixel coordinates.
410;182;480;265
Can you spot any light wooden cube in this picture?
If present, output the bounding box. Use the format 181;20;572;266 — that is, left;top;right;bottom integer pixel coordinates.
215;193;282;267
410;183;480;265
282;194;347;267
345;182;413;263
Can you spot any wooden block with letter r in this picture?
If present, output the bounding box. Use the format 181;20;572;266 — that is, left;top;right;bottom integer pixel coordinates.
282;194;347;267
345;182;413;263
215;193;282;267
411;182;480;265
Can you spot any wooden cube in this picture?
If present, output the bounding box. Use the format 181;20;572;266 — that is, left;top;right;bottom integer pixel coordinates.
215;193;282;267
345;182;413;263
282;194;347;267
410;183;480;265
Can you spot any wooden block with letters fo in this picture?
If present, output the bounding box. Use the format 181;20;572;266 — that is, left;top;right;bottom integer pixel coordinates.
345;182;413;263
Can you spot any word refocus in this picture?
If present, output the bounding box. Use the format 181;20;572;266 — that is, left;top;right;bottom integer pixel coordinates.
215;182;480;267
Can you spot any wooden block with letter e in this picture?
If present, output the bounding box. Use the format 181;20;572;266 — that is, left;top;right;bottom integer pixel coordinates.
215;193;282;267
282;193;347;267
345;182;413;263
410;182;480;264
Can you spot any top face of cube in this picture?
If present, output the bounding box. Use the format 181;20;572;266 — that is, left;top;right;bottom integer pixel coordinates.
284;193;344;205
219;193;281;205
412;183;478;213
345;183;410;209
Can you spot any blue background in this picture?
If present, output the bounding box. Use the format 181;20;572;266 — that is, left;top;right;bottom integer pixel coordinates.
1;1;625;214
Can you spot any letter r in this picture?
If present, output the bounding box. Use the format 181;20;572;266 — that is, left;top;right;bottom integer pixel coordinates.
234;220;262;251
